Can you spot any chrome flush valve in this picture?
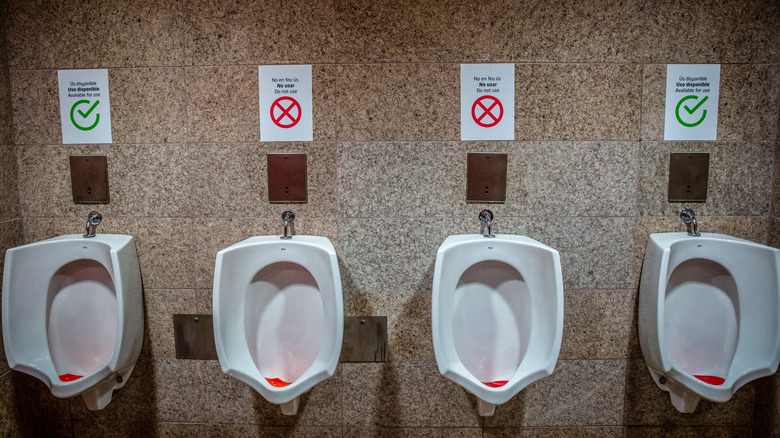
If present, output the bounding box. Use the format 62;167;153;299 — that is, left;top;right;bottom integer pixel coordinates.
479;209;495;238
679;208;700;237
84;210;102;238
281;210;295;239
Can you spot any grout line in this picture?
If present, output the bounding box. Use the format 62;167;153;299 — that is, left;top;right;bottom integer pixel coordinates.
7;61;780;73
9;139;771;148
1;2;26;245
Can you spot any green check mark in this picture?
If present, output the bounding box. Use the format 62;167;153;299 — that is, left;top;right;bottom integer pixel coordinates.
70;99;101;131
675;95;707;128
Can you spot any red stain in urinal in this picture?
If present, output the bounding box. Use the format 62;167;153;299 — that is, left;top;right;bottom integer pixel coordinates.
59;374;83;382
694;375;725;385
266;378;292;387
482;380;508;388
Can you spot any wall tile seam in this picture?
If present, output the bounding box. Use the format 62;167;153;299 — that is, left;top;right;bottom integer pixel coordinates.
11;140;776;147
14;142;338;147
9;61;780;75
19;214;764;222
1;5;24;244
5;61;654;72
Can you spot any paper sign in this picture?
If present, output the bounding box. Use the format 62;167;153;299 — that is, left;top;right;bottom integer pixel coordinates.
461;64;515;141
664;64;720;141
259;65;313;142
58;69;112;144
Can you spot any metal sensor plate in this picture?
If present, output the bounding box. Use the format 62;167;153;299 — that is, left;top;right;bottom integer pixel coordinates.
668;152;709;202
268;153;307;203
340;316;388;363
70;155;110;204
173;314;218;360
467;152;507;203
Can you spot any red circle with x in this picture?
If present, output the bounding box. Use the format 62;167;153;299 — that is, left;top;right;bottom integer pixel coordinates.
471;95;503;128
271;96;302;128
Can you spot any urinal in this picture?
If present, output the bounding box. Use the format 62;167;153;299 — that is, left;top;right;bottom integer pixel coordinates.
2;213;143;410
432;210;564;416
638;210;780;412
213;211;343;415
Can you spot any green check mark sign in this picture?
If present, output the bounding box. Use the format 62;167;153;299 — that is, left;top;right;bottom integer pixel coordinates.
70;99;101;131
675;95;708;128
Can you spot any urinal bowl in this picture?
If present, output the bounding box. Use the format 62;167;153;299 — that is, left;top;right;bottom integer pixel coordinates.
2;234;144;410
213;236;343;415
639;232;780;412
432;234;564;416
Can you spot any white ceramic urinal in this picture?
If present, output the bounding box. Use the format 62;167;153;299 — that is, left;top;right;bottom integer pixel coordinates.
639;217;780;412
432;212;564;416
2;230;143;410
213;224;343;415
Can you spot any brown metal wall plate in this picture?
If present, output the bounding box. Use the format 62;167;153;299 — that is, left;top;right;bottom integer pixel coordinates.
467;152;507;203
268;153;307;203
340;316;387;363
173;314;219;360
70;155;110;204
668;152;709;202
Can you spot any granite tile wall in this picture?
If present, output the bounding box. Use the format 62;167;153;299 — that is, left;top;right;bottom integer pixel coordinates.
0;1;26;435
0;0;779;436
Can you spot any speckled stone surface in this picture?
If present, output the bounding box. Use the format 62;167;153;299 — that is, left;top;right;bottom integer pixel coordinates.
24;217;198;289
623;359;755;426
0;73;12;145
186;66;260;143
5;0;186;68
73;421;208;438
335;64;459;141
499;217;636;290
337;142;464;218
185;0;335;66
71;356;207;422
200;361;342;426
0;220;23;375
10;70;60;145
18;142;338;219
510;0;643;63
644;0;780;64
484;428;623;438
638;141;774;217
770;218;780;249
641;64;780;142
337;218;460;293
336;0;641;64
624;427;753;437
515;64;641;141
339;216;636;293
208;425;344;438
753;372;780;437
193;218;338;289
773;143;780;218
341;362;481;427
344;291;434;363
142;289;198;358
335;0;512;63
190;142;339;218
18;144;195;218
0;146;20;220
338;141;639;218
0;369;71;436
109;68;187;144
344;428;482;438
560;290;638;360
469;142;638;217
484;359;626;426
